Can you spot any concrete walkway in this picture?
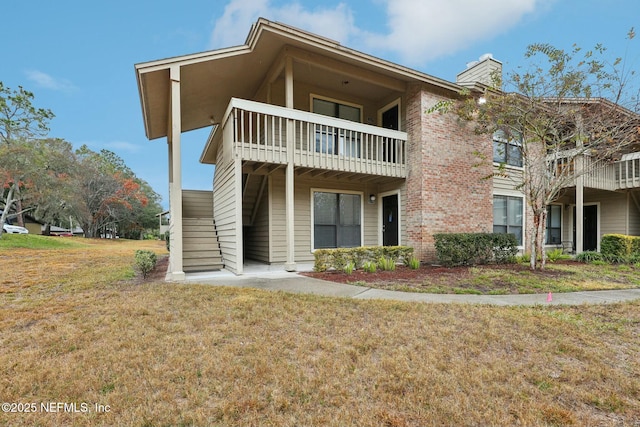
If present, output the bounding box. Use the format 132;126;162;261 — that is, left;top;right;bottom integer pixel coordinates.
184;269;640;306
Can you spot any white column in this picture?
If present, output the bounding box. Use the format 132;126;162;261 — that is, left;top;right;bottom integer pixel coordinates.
575;157;584;254
284;56;296;271
234;156;244;275
168;65;185;280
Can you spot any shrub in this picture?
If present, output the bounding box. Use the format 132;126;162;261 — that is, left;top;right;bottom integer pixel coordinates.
601;234;631;259
433;233;517;266
518;253;531;264
378;256;396;271
627;253;640;264
603;253;628;264
313;246;413;272
362;261;377;273
599;234;640;263
134;250;158;279
546;248;570;263
576;251;604;263
407;256;420;270
164;231;170;252
343;261;355;275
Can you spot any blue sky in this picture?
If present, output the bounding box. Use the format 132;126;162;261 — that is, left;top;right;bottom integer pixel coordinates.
2;0;638;208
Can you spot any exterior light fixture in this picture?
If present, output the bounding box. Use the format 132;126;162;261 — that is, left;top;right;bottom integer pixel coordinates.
369;194;376;203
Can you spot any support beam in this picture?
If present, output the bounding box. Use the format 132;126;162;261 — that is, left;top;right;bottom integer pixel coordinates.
284;56;296;272
168;65;185;280
576;162;584;254
575;117;585;254
234;157;244;275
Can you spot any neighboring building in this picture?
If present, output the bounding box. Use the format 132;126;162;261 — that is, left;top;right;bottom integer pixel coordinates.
135;18;640;280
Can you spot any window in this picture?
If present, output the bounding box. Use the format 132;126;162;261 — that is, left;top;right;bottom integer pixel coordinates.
493;195;523;245
493;130;522;167
546;205;562;245
313;191;361;249
312;97;362;157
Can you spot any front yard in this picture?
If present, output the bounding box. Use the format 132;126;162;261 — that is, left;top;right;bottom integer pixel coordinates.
0;235;639;426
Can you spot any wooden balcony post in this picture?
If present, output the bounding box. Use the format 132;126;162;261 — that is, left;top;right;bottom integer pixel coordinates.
168;65;185;280
284;56;296;271
575;153;584;254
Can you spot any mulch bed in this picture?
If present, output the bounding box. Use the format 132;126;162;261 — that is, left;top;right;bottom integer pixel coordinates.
301;261;575;288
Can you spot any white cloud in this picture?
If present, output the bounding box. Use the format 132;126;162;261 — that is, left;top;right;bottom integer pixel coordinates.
25;70;77;93
210;0;543;66
360;0;540;65
209;0;356;49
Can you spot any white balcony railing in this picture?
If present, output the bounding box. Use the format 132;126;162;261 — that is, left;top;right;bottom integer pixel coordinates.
562;154;640;191
615;153;640;189
221;98;407;178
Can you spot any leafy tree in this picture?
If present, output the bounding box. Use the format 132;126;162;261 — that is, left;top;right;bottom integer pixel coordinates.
0;138;78;236
73;146;151;238
432;30;640;269
0;82;55;235
1;82;163;239
0;82;54;145
117;179;163;239
30;138;79;234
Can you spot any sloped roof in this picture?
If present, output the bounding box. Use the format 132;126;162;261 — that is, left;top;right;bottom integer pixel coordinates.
135;18;463;141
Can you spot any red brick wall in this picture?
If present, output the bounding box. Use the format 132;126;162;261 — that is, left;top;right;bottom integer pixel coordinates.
405;83;494;261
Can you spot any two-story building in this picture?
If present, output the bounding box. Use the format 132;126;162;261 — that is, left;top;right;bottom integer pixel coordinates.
135;18;640;280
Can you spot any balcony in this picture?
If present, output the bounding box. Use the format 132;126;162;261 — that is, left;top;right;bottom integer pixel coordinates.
561;153;640;191
218;98;407;178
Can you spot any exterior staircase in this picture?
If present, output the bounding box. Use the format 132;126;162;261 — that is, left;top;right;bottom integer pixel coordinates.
182;190;224;272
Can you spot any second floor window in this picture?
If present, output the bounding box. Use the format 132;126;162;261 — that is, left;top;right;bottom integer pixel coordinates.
493;130;523;167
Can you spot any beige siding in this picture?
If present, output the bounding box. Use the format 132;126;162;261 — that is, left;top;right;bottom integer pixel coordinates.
182;190;213;218
587;191;626;236
269;174;288;263
213;159;242;273
492;166;523;193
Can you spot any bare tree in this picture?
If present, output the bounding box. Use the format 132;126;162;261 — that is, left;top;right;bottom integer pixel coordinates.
432;30;640;269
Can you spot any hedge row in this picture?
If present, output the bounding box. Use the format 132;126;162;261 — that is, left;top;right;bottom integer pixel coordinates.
600;234;640;262
433;233;518;266
313;246;414;272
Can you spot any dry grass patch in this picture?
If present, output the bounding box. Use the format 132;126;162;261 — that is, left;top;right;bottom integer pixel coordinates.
1;239;639;426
